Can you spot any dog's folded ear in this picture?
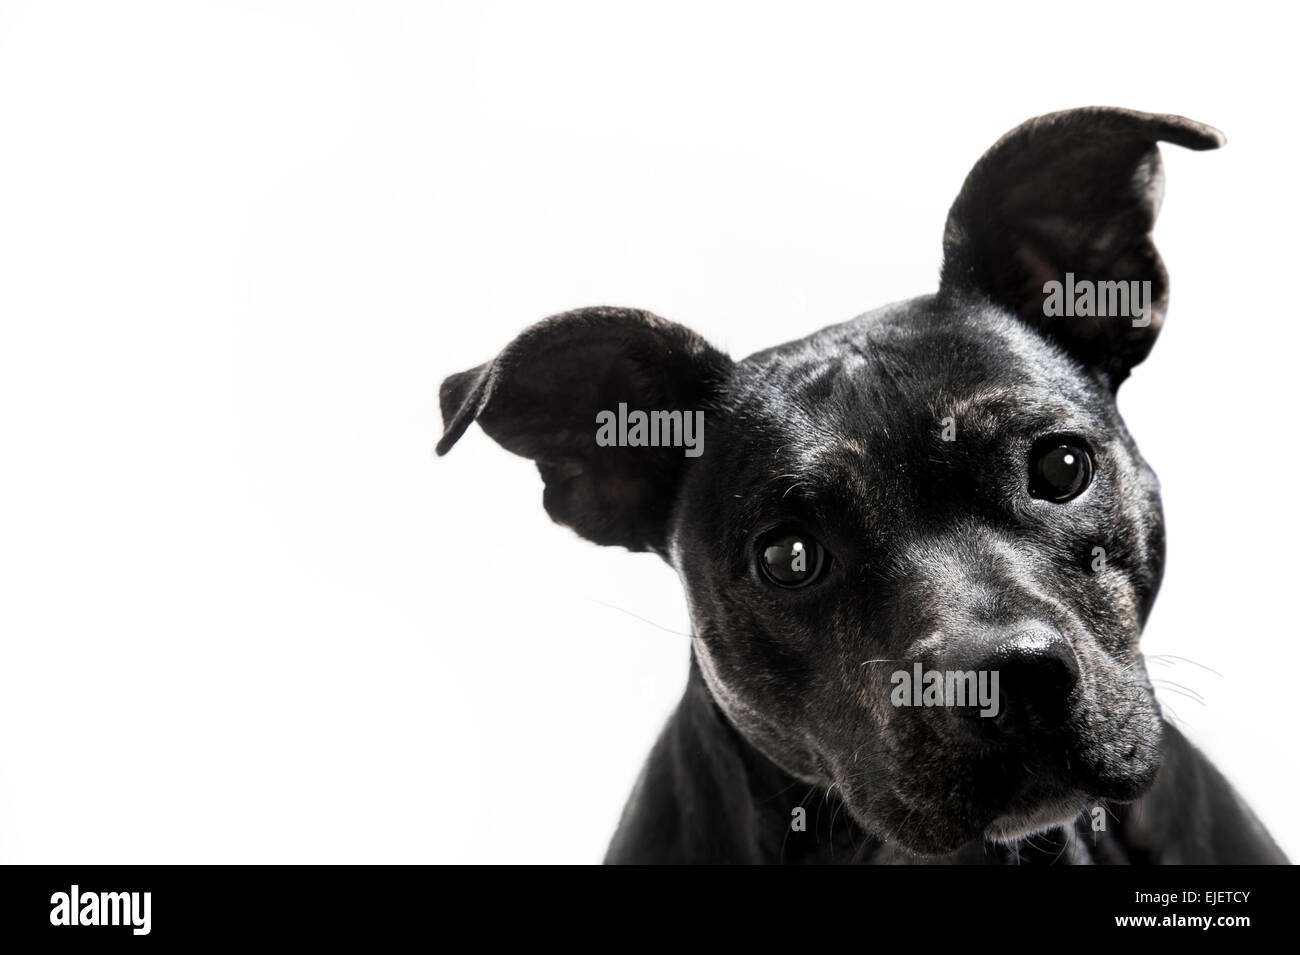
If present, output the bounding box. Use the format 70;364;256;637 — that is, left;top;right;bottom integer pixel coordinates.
437;306;732;555
939;107;1224;387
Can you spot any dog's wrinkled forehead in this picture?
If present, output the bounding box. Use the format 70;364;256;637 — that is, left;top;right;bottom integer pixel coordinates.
725;300;1111;507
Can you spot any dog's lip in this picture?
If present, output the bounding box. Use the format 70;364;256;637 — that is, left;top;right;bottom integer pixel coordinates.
828;710;1162;851
837;748;1097;839
829;760;1101;854
985;790;1092;842
892;778;1086;851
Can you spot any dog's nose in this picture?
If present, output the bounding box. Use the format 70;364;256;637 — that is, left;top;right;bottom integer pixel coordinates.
939;626;1079;739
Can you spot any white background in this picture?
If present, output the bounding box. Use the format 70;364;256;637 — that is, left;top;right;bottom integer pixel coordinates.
1;1;1296;864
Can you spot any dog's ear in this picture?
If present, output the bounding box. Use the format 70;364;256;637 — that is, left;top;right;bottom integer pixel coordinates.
437;306;732;556
939;107;1224;387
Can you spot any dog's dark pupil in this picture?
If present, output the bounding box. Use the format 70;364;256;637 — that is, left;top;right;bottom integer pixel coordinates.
761;534;817;586
1035;444;1091;500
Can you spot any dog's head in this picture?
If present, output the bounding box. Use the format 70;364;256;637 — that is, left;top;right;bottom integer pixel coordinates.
438;108;1223;854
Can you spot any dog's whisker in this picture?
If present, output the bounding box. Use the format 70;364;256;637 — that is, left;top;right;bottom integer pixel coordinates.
780;482;806;501
1150;678;1206;702
1145;653;1223;678
589;599;692;639
1153;685;1208;707
759;778;814;806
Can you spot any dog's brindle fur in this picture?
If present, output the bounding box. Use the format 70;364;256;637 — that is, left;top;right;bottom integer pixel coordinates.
438;108;1288;864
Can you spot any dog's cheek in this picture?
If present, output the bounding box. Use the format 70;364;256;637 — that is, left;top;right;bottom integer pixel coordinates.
1035;441;1158;661
687;597;832;781
1067;561;1144;660
1088;432;1166;638
1069;651;1165;796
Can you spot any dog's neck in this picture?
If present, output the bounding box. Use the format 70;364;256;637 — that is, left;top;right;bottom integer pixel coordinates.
605;654;1133;864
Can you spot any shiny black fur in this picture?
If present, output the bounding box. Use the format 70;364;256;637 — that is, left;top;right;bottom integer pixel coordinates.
438;108;1287;864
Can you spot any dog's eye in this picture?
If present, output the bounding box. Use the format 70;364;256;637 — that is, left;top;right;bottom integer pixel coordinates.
757;531;825;588
1029;441;1094;502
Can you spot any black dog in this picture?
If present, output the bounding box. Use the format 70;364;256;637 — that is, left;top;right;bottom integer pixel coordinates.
438;108;1287;864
